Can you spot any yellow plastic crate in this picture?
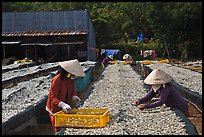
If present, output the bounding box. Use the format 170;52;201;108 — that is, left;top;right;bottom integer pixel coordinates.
121;61;132;65
158;59;169;64
140;60;152;65
54;108;110;128
21;59;33;63
108;60;118;65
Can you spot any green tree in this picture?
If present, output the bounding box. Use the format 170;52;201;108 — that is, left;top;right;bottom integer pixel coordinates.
2;2;202;60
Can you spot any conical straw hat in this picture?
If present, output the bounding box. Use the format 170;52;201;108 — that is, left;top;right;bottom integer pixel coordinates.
59;59;85;77
144;69;172;85
123;54;129;60
108;55;113;60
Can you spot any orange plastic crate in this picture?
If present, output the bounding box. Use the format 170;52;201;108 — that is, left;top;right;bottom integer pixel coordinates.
54;108;110;128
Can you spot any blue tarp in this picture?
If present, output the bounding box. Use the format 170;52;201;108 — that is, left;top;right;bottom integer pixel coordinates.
137;32;144;42
105;49;119;57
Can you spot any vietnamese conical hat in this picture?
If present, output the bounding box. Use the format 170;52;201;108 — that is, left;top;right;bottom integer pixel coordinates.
144;69;172;85
123;54;129;60
108;55;113;60
59;59;85;77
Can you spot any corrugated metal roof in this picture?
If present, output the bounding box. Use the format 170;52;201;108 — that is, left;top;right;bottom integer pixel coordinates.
2;30;88;37
2;11;89;32
2;41;21;45
20;41;85;46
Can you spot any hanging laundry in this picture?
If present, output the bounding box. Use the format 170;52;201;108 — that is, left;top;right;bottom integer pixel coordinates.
152;50;156;58
137;32;144;42
141;50;156;58
143;50;149;57
140;50;143;56
101;49;105;55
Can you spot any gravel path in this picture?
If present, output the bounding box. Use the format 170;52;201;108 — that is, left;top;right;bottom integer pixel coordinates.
146;63;202;96
64;62;187;135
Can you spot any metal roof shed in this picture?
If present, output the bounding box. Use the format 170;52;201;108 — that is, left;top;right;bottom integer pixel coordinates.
2;10;96;61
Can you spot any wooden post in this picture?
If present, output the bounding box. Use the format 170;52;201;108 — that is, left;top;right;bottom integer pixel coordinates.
162;47;167;59
25;46;27;59
162;34;171;60
3;45;6;59
35;45;37;62
67;45;70;59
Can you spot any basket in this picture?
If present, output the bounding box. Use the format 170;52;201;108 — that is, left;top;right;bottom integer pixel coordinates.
54;108;110;128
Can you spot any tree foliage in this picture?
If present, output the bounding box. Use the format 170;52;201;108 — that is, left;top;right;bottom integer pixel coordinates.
2;2;202;60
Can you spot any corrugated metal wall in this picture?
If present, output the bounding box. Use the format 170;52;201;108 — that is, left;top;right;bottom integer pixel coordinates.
2;10;96;61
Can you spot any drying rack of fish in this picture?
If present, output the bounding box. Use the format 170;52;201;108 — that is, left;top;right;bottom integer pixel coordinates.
2;62;59;89
2;61;97;135
2;61;200;135
2;62;36;73
146;63;202;96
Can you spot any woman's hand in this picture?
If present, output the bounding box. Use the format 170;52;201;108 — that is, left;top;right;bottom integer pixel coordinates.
101;64;105;69
72;96;81;106
131;100;140;106
138;104;146;110
58;101;72;113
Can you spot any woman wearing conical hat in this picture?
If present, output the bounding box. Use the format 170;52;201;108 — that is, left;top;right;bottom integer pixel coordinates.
45;59;85;134
101;55;113;69
123;53;133;62
132;69;189;117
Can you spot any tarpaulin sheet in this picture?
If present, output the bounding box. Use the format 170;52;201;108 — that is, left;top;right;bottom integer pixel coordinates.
137;32;144;42
105;49;119;57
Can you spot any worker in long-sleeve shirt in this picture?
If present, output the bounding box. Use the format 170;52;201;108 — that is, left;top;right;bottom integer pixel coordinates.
46;59;85;134
132;69;189;117
101;55;113;69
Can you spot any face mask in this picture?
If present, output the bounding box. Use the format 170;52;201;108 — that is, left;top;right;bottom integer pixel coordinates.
152;84;161;92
